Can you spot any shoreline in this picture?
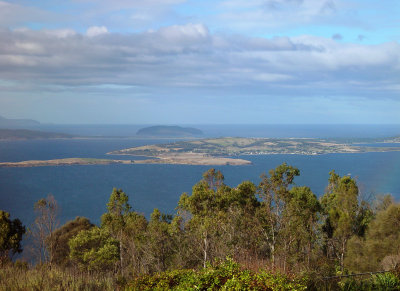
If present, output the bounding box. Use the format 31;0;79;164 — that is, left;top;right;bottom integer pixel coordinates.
0;155;252;167
2;137;400;168
2;148;400;168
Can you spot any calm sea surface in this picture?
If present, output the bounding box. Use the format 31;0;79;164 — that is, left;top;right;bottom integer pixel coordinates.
1;128;400;226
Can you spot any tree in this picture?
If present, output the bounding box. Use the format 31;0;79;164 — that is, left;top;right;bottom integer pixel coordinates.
284;186;320;270
46;216;94;267
69;226;119;272
178;170;262;268
30;194;59;265
122;211;148;275
101;188;131;271
202;168;224;192
178;169;229;268
345;198;400;272
0;210;25;265
143;209;176;272
320;171;371;270
258;163;300;269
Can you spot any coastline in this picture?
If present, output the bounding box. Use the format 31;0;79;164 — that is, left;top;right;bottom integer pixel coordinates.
2;137;400;168
0;155;252;167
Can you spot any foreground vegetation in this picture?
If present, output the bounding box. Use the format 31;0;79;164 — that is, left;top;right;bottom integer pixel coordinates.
1;163;400;290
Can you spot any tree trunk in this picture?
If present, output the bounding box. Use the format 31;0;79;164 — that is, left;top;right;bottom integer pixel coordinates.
203;235;209;268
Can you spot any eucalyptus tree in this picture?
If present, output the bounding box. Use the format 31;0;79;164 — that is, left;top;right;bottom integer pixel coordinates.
258;163;300;269
101;188;146;274
69;226;119;272
46;216;93;267
178;168;227;267
285;186;320;270
0;210;25;265
122;211;148;275
142;209;178;273
345;197;400;272
320;171;372;271
31;194;59;265
178;169;262;268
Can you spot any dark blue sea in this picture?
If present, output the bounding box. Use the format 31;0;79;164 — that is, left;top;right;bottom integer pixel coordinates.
1;124;400;227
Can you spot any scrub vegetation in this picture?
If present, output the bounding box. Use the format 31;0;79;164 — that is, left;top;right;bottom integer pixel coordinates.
1;163;400;290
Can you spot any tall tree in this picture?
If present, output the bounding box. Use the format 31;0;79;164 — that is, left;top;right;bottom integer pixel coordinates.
178;170;262;268
143;209;176;272
101;188;131;271
258;163;300;269
178;169;228;267
0;210;25;265
122;211;148;275
30;194;59;265
284;186;320;270
320;171;371;270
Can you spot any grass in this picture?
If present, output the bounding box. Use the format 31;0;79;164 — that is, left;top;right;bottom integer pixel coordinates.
0;264;117;291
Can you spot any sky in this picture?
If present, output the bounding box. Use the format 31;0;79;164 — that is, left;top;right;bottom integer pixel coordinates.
0;0;399;124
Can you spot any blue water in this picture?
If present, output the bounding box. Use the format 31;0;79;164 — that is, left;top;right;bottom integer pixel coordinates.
354;143;400;148
1;136;400;227
38;124;400;138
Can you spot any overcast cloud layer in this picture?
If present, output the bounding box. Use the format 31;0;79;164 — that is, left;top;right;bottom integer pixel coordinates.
0;0;399;124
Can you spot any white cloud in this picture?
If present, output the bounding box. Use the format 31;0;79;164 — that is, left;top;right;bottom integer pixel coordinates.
45;29;77;38
0;25;398;99
86;26;108;37
158;23;208;38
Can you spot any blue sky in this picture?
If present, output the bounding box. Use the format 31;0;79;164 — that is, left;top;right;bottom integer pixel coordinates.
0;0;399;124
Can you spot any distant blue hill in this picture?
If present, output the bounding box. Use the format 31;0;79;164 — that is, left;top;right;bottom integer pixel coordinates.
0;128;73;140
0;115;41;129
137;125;203;137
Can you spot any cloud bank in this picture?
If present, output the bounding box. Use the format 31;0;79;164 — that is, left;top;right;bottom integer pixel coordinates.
0;1;399;123
0;24;398;99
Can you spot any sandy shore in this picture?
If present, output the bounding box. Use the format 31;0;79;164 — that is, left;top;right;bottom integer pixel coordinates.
133;153;251;165
0;154;251;167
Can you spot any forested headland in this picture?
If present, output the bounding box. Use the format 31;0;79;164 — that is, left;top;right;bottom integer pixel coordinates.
1;163;400;290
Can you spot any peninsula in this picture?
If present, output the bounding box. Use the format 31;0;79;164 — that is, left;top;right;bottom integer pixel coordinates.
108;137;400;157
2;137;400;168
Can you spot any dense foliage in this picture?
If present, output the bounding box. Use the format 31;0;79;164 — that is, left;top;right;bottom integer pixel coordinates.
0;210;25;265
1;163;400;290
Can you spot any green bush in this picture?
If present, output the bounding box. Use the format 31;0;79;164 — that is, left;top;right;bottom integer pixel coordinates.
128;258;307;290
335;272;400;291
373;272;400;290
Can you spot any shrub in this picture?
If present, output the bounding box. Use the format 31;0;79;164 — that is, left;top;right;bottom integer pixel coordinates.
128;258;308;290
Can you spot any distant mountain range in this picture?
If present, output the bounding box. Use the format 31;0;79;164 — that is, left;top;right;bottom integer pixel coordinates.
0;115;41;129
0;129;73;140
137;125;203;137
0;116;75;139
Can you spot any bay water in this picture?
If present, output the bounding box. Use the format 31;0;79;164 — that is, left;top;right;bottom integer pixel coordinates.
1;125;400;227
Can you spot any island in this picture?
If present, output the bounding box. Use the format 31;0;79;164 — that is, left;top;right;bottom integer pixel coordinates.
2;137;400;168
136;125;203;137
